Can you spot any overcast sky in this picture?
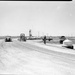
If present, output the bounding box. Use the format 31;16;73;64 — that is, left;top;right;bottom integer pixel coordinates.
0;1;75;36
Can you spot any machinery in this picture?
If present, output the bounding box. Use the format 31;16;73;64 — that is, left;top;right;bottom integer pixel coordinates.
19;33;26;41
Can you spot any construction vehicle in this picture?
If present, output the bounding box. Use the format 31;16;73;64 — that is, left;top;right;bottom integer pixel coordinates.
19;33;26;41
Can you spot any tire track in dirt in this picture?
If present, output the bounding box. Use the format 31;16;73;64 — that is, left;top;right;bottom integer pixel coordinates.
13;40;75;69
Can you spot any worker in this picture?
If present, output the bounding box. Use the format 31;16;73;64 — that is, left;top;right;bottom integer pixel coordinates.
43;36;46;44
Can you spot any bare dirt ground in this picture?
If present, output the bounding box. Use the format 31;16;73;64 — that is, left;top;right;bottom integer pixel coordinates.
0;39;75;75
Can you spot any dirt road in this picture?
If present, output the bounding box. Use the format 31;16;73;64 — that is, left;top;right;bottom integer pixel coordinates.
0;40;75;75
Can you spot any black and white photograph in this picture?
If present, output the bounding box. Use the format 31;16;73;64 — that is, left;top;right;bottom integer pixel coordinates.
0;1;75;75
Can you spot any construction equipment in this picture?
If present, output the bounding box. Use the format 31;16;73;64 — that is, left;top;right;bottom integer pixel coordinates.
19;33;26;42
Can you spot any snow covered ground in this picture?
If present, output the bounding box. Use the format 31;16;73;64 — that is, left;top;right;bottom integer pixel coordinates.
0;39;75;75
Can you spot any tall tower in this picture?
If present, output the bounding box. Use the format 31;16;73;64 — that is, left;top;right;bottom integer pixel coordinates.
29;29;32;37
